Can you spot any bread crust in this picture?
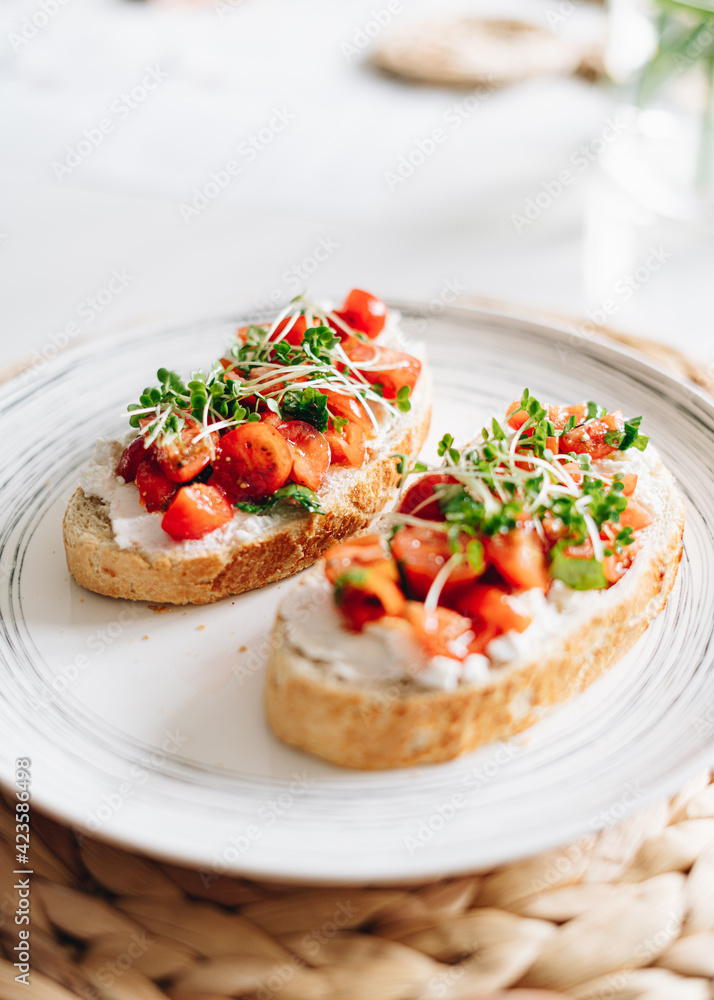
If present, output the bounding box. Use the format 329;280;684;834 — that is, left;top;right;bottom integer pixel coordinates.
63;389;432;605
265;462;686;769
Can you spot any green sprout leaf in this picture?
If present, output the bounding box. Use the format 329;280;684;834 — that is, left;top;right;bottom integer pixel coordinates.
281;386;329;432
396;385;412;412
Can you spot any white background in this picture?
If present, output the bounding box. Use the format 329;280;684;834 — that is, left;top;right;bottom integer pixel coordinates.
1;0;712;372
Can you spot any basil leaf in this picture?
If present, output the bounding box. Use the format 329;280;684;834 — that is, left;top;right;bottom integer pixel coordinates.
550;548;608;590
236;483;325;516
618;415;649;452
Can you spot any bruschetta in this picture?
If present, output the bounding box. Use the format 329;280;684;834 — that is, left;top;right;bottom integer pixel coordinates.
63;289;432;604
265;391;685;768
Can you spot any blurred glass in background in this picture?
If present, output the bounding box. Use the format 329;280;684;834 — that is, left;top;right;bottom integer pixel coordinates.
586;0;714;349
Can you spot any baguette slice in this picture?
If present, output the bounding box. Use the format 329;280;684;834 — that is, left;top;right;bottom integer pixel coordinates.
265;453;685;769
63;370;432;605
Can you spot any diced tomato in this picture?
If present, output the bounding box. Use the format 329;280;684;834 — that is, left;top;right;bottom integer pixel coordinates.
116;436;149;483
332;328;365;357
506;401;529;430
271;314;307;346
557;461;584;486
223;366;244;382
345;342;422;400
325;421;366;467
542;515;570;544
451;583;532;635
546;435;558;455
397;474;459;521
603;537;640;584
324;535;395;584
161;484;233;541
322;387;374;436
213;423;293;501
334;289;387;339
135;459;178;513
206;469;255;506
335;568;406;631
467;621;502;656
507;401;589;433
559;409;625;460
276;420;330;492
618;498;653;531
155;416;216;484
561;540;594;560
484;528;549;592
621;474;638;496
548;403;587;432
404;603;473;660
390;525;483;601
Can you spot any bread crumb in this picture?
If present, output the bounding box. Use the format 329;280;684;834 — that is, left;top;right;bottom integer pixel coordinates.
239;645;248;652
148;604;171;614
142;635;150;640
197;625;206;631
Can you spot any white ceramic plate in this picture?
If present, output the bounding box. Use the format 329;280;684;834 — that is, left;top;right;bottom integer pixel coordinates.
1;304;713;885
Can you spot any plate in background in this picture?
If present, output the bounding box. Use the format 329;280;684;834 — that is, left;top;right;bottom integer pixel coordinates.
0;303;712;884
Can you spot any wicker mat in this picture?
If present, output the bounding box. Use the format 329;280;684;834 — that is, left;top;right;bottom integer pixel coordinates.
1;313;713;1000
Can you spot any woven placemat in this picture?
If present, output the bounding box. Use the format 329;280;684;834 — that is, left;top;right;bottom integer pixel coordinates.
1;311;713;1000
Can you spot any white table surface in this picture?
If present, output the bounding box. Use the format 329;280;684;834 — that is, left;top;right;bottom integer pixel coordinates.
1;0;712;373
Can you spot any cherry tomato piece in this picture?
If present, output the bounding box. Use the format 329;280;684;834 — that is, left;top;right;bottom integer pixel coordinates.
404;603;473;660
467;621;502;656
559;409;625;460
271;315;307;346
213;423;293;500
324;534;395;585
335;568;406;631
322;387;374;436
116;436;149;483
206;469;255;507
603;537;641;583
334;289;387;339
276;420;330;492
618;498;653;531
162;484;233;541
135;460;178;513
451;584;532;635
548;403;587;431
390;525;482;601
155;416;216;484
345;342;422;400
507;401;588;433
505;401;530;430
325;421;367;467
484;528;549;592
397;474;459;521
621;473;638;496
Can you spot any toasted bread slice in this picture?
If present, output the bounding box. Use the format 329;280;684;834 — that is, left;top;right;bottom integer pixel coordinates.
265;453;685;769
63;370;432;605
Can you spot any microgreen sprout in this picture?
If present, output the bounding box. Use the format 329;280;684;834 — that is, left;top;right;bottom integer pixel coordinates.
126;296;406;448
